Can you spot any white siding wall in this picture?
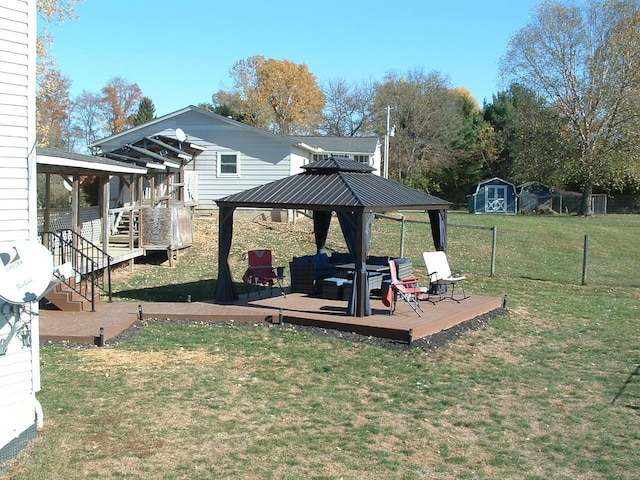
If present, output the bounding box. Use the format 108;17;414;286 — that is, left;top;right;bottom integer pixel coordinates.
0;0;40;456
95;109;299;211
289;147;309;175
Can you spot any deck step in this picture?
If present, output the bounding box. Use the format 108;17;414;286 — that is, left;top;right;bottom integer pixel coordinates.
43;282;100;312
109;234;139;244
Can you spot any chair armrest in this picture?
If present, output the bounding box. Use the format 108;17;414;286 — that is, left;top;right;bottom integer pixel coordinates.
400;276;420;284
400;276;420;288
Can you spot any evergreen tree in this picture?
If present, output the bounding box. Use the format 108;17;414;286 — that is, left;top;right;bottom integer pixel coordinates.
133;97;156;126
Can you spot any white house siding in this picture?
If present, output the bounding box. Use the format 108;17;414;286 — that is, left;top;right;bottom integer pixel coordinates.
0;0;40;463
93;108;302;212
289;147;309;174
193;123;293;210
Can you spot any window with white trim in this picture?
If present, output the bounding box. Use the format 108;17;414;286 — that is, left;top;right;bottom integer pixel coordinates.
353;155;370;165
217;152;239;176
312;153;370;165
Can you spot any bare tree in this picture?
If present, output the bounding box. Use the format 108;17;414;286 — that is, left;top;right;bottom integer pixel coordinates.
502;0;640;214
322;77;376;136
373;70;460;184
73;90;103;151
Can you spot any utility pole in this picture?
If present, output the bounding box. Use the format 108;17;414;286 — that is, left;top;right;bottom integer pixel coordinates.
384;105;391;179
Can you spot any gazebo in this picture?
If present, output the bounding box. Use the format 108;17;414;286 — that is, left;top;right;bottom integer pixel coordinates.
215;157;451;317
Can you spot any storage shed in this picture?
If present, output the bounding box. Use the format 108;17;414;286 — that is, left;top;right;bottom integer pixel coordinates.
468;177;518;214
517;182;553;213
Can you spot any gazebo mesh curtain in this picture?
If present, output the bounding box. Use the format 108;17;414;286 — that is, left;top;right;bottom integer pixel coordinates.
313;210;333;253
428;209;448;295
338;211;374;316
215;206;238;302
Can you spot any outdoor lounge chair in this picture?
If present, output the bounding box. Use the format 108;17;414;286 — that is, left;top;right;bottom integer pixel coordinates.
385;259;428;316
289;253;336;294
243;249;286;299
422;251;468;302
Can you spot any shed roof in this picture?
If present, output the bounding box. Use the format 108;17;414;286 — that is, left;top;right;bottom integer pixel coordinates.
217;156;450;212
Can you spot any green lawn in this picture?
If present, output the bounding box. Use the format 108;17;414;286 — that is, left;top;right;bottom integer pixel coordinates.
2;212;639;479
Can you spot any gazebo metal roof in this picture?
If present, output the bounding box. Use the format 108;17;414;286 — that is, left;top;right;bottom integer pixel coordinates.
217;156;451;212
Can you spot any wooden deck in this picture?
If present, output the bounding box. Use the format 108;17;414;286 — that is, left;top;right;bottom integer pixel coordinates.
39;290;505;346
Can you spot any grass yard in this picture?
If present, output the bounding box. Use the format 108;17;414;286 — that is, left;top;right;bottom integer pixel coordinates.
2;212;639;479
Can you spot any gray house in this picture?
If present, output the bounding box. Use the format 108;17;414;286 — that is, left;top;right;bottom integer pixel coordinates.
91;106;382;214
288;135;381;172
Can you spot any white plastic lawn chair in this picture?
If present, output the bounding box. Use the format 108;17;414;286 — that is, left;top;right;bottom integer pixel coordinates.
422;251;468;302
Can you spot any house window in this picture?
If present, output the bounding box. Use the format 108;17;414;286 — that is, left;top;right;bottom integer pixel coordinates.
353;155;370;165
312;153;370;165
218;152;239;176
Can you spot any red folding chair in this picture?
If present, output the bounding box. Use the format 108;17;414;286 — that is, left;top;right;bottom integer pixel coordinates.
386;259;428;316
243;250;286;299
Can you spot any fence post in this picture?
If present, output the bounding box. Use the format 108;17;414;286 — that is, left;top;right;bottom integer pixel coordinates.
582;234;589;285
490;226;497;276
400;215;406;258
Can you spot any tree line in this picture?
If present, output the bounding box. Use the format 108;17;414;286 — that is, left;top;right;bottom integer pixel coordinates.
37;0;640;215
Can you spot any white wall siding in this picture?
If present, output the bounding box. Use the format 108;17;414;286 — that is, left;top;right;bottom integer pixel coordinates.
0;0;40;460
94;108;301;211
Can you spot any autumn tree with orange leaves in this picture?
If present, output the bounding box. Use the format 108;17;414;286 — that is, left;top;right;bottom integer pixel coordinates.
213;55;325;135
36;0;83;148
100;77;143;135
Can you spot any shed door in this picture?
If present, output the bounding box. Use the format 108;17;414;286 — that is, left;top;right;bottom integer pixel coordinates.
486;186;507;212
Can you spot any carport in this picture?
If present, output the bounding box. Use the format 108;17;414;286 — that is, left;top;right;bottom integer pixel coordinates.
215;157;451;317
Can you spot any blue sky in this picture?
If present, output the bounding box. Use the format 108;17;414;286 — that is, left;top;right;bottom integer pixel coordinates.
45;0;542;116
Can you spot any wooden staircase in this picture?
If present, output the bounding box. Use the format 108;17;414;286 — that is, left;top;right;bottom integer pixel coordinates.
109;209;139;246
41;229;113;312
44;279;101;312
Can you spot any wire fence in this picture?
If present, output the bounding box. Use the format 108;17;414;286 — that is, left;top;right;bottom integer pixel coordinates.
370;212;636;288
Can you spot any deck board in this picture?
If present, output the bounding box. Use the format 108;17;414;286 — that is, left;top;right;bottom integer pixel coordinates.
39;290;505;345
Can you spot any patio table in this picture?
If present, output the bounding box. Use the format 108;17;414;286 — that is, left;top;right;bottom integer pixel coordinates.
333;263;390;274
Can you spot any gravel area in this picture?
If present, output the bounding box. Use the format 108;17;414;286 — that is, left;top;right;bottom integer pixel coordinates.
44;308;508;352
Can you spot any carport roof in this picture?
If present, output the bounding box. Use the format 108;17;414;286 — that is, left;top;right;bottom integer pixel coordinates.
37;147;147;175
216;156;451;212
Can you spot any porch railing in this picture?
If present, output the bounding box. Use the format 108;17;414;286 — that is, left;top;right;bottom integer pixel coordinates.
42;229;113;311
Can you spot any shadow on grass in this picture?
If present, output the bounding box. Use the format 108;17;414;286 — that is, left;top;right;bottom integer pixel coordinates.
112;279;218;303
611;363;640;407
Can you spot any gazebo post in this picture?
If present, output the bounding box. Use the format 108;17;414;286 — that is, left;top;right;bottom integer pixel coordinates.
354;211;368;317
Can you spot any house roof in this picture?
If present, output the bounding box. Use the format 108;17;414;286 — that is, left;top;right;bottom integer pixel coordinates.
100;131;205;171
287;136;379;154
36;147;147;175
216;156;450;212
473;177;517;193
90;106;380;157
517;181;552;191
90;105;316;152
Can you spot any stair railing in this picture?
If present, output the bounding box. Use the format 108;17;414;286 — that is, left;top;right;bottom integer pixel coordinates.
41;229;113;312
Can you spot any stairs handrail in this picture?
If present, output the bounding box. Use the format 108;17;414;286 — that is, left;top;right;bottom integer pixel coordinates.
41;230;113;311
